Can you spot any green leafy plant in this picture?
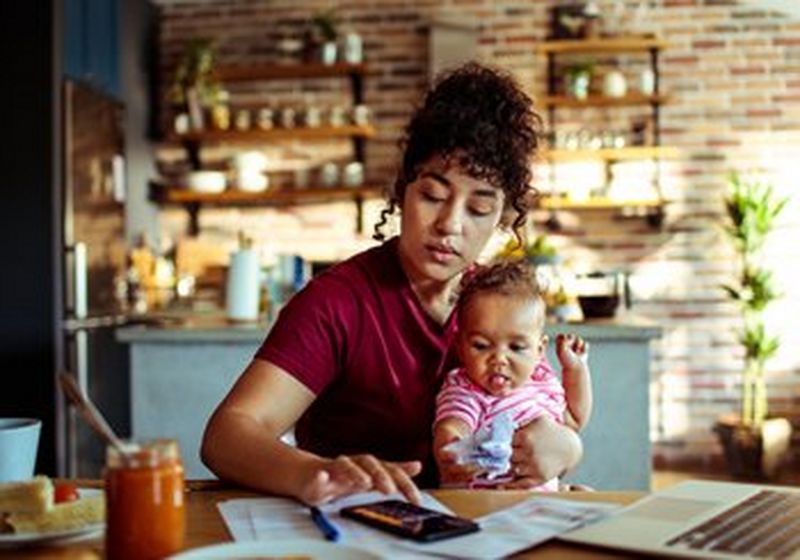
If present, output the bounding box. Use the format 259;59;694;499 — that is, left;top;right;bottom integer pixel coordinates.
564;61;595;80
169;38;222;109
551;286;571;307
312;8;339;42
526;235;558;258
721;172;788;427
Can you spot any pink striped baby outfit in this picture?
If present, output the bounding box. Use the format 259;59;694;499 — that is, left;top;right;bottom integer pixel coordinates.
435;360;567;491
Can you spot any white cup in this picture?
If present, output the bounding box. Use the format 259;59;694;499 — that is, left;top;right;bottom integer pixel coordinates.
0;418;41;481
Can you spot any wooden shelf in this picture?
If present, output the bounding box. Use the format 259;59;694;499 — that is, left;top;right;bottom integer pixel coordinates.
216;62;368;82
160;59;373;235
537;196;665;210
541;93;671;108
536;36;667;54
152;185;383;206
545;146;679;162
168;125;377;144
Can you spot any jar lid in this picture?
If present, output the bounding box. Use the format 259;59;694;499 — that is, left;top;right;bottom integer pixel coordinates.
107;439;180;468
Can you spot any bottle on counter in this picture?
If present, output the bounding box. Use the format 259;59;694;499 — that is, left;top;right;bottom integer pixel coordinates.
105;439;185;560
226;232;261;323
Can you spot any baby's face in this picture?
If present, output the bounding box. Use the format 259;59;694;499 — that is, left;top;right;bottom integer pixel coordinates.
457;293;546;397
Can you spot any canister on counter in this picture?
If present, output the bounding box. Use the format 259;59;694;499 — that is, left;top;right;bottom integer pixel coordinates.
226;240;261;323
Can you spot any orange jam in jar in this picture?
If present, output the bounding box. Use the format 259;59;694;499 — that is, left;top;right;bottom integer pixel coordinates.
105;439;186;560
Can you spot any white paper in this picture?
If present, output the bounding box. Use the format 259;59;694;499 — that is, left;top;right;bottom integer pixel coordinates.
218;491;454;559
396;496;621;560
217;499;256;541
218;493;619;560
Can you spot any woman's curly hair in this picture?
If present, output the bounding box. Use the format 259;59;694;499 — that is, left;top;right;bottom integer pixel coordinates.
456;258;545;329
373;62;543;243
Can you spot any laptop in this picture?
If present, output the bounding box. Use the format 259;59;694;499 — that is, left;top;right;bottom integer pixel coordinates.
560;480;800;559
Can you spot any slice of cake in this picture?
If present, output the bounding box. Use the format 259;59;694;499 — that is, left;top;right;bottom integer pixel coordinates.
7;493;104;534
0;476;53;515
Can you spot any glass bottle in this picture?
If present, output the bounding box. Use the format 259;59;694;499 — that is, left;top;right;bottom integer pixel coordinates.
105;439;186;560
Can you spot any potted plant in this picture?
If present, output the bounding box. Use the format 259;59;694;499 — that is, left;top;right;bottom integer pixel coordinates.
306;8;339;65
169;38;223;131
525;235;562;266
563;61;594;100
713;171;792;480
547;286;581;323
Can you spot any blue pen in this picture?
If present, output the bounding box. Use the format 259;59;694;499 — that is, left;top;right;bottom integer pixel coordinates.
310;506;341;542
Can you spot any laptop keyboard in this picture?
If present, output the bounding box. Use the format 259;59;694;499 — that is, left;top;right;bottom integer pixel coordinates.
665;490;800;558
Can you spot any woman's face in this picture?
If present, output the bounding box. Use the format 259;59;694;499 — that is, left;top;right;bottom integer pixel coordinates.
397;155;505;285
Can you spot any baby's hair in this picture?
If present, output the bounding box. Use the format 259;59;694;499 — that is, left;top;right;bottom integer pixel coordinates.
456;259;546;329
373;62;543;244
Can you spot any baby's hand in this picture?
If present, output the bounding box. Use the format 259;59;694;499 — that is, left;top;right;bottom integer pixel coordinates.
435;438;481;484
555;333;589;374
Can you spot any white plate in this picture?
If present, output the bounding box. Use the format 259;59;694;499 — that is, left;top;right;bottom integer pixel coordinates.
169;539;383;560
0;488;104;548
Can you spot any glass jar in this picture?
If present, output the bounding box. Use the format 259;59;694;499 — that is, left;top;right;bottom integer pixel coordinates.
105;439;185;560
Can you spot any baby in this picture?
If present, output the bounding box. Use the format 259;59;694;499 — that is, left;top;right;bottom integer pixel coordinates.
433;259;592;490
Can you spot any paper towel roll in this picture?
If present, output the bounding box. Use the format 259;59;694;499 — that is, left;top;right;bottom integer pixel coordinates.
226;249;260;322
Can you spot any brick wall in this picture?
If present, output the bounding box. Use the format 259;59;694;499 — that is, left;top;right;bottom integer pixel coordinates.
154;0;800;468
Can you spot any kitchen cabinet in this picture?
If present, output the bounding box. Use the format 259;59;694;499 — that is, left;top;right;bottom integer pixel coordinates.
535;36;676;228
153;62;379;235
63;0;121;99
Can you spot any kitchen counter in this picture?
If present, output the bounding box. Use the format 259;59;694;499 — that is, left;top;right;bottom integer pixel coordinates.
117;315;270;343
116;314;660;343
117;315;661;488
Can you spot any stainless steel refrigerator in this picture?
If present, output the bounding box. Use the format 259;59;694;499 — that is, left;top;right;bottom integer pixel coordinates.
57;80;131;478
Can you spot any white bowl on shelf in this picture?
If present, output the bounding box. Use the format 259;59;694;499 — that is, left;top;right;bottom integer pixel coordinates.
232;171;269;193
185;171;226;193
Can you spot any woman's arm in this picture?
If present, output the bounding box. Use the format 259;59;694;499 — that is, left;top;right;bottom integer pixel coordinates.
505;416;583;488
201;358;421;505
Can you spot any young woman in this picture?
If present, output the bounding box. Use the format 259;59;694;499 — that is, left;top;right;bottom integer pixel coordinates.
201;62;583;505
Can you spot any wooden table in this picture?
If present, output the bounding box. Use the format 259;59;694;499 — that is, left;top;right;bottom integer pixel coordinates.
2;481;644;559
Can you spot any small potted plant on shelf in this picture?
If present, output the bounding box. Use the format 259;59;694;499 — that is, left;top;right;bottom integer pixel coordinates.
305;8;340;65
713;171;792;480
169;38;224;132
563;61;594;100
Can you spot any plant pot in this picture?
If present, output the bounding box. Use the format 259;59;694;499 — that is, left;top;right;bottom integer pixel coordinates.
564;72;590;100
320;41;338;65
713;415;793;480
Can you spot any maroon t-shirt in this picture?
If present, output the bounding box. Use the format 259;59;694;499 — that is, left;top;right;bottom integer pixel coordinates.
255;238;459;487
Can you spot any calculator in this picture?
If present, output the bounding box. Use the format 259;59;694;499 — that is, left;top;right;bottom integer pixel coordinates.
340;499;480;542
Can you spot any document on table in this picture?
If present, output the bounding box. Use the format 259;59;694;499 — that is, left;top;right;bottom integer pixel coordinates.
396;496;621;559
217;493;620;559
217;491;455;559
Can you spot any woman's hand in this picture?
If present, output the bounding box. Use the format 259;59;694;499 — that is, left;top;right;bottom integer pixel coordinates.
297;455;422;506
509;415;582;484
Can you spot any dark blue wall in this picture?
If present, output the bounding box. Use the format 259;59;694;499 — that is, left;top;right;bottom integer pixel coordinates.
64;0;121;99
0;0;59;474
